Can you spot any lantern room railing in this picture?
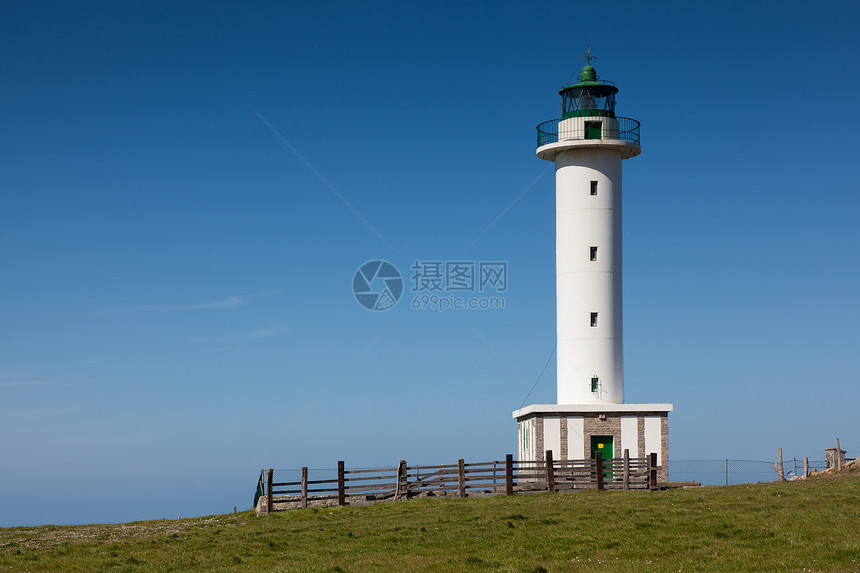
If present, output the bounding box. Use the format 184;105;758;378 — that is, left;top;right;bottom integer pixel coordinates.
536;116;640;148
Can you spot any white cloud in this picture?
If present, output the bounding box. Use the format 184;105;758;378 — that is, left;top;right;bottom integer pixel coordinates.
188;327;282;343
0;379;53;387
0;371;65;388
174;296;248;311
56;291;281;317
136;295;249;313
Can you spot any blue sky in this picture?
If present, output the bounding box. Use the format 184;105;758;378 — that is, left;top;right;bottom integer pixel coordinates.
2;0;859;526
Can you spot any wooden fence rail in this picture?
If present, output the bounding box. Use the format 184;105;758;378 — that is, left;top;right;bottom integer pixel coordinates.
259;449;660;513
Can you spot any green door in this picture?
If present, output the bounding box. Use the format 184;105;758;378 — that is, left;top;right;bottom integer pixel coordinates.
591;435;614;479
585;121;602;140
591;435;613;460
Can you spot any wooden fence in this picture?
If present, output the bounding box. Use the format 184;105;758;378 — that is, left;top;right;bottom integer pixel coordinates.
258;450;659;513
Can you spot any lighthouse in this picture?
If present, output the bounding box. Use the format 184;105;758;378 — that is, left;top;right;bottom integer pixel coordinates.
513;57;672;482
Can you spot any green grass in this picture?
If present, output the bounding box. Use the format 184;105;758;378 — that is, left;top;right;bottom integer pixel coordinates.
2;469;859;572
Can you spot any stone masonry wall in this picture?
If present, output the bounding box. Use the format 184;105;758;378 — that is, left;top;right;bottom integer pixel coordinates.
559;416;568;459
535;416;544;461
582;415;622;460
660;414;669;483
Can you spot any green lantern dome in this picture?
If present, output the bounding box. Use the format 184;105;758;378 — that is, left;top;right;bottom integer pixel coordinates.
579;65;597;82
558;65;618;119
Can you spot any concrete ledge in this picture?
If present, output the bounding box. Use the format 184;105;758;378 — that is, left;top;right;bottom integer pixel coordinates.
536;139;641;161
513;403;673;418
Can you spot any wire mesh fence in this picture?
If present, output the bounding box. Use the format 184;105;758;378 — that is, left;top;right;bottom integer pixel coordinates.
668;459;837;486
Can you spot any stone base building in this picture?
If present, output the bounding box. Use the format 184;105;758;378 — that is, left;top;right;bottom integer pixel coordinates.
513;404;672;483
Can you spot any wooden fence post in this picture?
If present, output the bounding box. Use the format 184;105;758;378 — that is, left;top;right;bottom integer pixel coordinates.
803;457;809;479
545;450;555;492
266;468;273;514
725;459;729;486
505;454;514;496
595;452;604;491
397;459;407;500
777;448;786;481
622;449;630;491
492;461;497;490
836;438;843;470
337;461;346;506
301;467;308;509
458;459;466;498
649;453;658;490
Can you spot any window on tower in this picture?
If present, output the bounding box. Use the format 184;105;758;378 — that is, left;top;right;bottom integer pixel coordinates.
590;181;598;195
590;246;598;261
590;312;598;327
591;377;599;393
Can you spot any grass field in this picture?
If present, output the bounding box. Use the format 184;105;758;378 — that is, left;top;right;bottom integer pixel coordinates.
1;469;858;572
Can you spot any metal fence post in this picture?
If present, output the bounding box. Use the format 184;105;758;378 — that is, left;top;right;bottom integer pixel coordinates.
725;459;728;486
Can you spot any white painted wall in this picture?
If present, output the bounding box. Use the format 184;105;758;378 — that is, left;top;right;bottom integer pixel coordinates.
517;422;523;461
644;416;662;465
567;416;585;459
555;148;624;404
557;116;621;142
620;415;638;456
544;416;561;460
518;418;538;461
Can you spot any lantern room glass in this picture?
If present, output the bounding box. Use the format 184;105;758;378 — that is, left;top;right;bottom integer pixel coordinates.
561;86;617;118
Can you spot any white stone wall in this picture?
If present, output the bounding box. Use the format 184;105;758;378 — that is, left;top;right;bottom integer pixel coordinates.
517;418;538;461
644;416;662;466
557;117;622;141
567;416;585;459
544;416;561;460
620;415;638;454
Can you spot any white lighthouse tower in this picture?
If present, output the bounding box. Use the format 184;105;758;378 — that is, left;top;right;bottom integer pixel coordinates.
514;57;672;481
